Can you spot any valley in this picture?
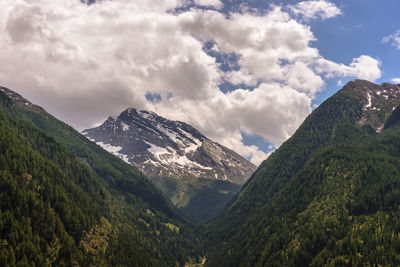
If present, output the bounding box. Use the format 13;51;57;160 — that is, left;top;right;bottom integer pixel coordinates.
1;0;400;265
2;80;400;266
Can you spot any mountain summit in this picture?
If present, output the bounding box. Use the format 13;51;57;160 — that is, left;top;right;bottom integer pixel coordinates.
82;108;256;185
82;108;256;223
202;80;400;266
342;80;400;131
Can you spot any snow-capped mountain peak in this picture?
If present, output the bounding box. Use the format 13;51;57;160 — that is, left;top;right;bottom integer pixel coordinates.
82;108;256;185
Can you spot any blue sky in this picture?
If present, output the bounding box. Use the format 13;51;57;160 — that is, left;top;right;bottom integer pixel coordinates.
219;0;400;158
214;0;400;97
310;0;400;103
0;0;399;164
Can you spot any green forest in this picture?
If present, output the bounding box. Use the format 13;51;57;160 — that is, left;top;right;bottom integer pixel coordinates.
200;80;400;266
2;80;400;266
0;90;199;266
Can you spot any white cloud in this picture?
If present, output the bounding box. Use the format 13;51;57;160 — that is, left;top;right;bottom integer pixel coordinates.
0;0;381;165
382;30;400;50
315;55;381;82
180;8;321;94
289;0;342;20
392;78;400;84
286;62;325;96
147;82;310;165
348;56;382;81
193;0;223;9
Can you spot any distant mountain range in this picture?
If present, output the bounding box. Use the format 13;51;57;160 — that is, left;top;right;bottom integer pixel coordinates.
82;108;255;223
82;108;255;185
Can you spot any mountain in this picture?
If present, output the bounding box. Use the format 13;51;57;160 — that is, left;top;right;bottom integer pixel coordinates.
201;80;400;266
82;108;255;223
82;108;255;185
5;79;400;265
0;86;199;266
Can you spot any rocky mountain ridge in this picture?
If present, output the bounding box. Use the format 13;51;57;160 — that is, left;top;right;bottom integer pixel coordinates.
83;108;256;185
343;80;400;131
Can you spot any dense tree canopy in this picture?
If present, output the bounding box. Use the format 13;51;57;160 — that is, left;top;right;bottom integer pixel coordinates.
0;91;199;266
201;81;400;266
3;80;400;266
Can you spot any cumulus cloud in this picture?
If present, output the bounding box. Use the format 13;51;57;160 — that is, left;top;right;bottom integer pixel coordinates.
315;55;381;82
180;8;322;94
288;0;342;20
0;0;381;165
392;78;400;84
382;30;400;49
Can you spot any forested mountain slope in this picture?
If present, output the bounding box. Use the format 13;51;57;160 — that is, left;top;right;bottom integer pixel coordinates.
3;79;400;266
201;80;400;266
0;87;198;266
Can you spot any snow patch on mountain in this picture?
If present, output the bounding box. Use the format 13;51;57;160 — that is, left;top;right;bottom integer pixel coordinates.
351;81;400;132
144;140;211;170
96;141;130;164
82;107;256;184
365;92;372;108
144;141;170;155
121;122;130;131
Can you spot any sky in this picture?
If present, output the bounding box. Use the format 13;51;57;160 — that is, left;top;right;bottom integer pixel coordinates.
0;0;399;165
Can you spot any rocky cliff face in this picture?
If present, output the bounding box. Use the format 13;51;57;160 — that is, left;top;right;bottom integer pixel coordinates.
83;108;256;185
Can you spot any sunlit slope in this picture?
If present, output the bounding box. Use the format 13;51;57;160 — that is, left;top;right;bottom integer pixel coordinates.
202;80;400;266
